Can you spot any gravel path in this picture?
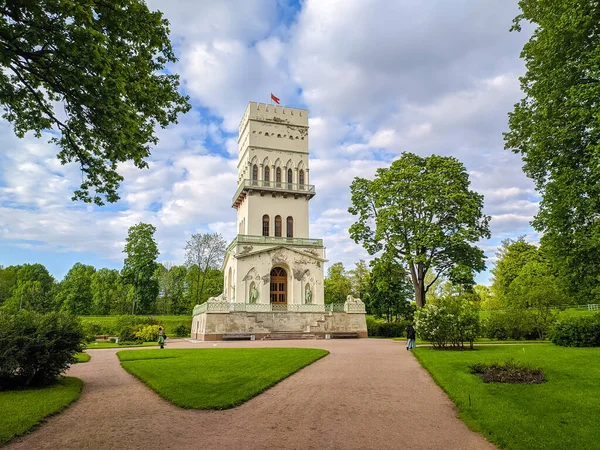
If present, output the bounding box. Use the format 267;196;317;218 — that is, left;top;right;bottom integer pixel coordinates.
8;339;495;450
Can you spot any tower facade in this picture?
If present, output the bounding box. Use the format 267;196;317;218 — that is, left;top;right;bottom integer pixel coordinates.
225;102;325;306
191;102;367;341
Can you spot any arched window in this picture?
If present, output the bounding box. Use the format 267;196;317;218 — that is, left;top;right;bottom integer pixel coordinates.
276;167;281;186
252;164;258;185
299;169;305;186
275;215;282;237
262;215;270;236
264;166;270;183
287;168;293;184
286;216;293;238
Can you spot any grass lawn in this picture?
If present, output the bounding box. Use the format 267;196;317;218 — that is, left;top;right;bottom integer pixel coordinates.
413;344;600;450
74;352;90;363
85;341;158;349
117;348;328;409
0;377;83;445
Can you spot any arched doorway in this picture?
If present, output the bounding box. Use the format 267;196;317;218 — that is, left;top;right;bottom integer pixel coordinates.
270;267;287;305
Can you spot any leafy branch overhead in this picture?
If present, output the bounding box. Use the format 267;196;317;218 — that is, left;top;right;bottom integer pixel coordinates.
348;152;491;307
0;0;190;205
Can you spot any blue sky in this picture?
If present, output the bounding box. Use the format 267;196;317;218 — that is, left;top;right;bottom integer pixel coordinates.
0;0;538;284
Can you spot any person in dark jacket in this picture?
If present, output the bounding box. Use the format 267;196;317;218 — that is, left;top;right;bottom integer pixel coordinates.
405;323;416;351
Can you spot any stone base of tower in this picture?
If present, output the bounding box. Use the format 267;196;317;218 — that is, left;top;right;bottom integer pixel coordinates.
191;307;367;341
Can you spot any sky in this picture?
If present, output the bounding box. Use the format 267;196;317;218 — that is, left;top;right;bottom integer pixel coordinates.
0;0;539;285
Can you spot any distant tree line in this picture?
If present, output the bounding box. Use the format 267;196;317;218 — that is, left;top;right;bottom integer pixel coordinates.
0;225;226;316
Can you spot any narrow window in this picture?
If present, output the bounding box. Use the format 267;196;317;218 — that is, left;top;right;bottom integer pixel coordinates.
262;215;270;236
299;169;305;186
287;168;293;184
275;215;282;237
287;216;293;238
276;167;281;186
264;166;270;182
252;164;258;184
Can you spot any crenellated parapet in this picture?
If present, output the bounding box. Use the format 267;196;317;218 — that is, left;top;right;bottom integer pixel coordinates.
239;101;308;135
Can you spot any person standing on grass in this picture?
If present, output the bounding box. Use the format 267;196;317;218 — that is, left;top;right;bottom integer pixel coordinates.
405;323;416;351
158;327;166;349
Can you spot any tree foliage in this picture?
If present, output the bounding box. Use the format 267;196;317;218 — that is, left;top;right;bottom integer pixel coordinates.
0;0;190;204
121;223;159;314
505;1;600;302
56;263;96;315
349;152;490;307
324;262;351;304
184;233;226;306
491;237;540;299
90;268;127;315
367;257;413;321
0;264;55;312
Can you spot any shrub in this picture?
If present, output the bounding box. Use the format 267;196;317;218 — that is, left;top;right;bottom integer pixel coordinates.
0;311;85;389
484;311;542;341
108;338;116;343
118;326;137;343
470;359;545;384
550;313;600;347
115;315;158;334
366;316;407;337
135;325;160;342
173;323;189;338
82;321;102;343
415;295;480;349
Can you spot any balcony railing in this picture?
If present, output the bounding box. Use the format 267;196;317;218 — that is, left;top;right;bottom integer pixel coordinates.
225;234;323;255
193;302;365;316
232;179;315;206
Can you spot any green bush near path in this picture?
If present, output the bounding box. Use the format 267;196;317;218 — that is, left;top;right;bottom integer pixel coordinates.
413;345;600;450
117;348;328;409
0;377;83;445
80;315;192;337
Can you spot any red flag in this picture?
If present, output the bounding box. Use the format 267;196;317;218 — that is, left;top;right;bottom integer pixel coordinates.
270;93;280;104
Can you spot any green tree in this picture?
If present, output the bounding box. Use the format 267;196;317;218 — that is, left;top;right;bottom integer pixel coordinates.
348;260;370;301
121;223;159;314
349;153;491;307
2;264;55;312
186;266;223;308
491;237;540;300
90;268;124;315
367;257;413;321
0;0;190;205
324;262;352;304
57;263;96;315
505;1;600;302
507;261;565;339
0;265;20;307
155;264;189;315
184;233;226;305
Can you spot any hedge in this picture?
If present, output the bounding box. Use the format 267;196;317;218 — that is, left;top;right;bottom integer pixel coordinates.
550;313;600;347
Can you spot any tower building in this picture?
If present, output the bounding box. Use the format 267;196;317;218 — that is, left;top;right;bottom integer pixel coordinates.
191;102;366;340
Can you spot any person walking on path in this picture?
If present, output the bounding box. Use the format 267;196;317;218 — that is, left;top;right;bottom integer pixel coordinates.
405;323;416;351
158;327;166;349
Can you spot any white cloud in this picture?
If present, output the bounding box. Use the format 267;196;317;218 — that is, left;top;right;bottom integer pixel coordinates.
0;0;541;286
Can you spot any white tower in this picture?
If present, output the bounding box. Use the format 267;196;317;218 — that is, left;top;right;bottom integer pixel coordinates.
190;102;366;341
224;102;325;306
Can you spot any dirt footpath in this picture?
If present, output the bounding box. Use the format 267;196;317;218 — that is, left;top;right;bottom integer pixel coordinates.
7;339;496;450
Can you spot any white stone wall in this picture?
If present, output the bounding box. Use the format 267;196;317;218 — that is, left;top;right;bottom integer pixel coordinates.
222;246;324;306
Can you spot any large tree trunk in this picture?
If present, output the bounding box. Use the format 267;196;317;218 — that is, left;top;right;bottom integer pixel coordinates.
409;263;426;307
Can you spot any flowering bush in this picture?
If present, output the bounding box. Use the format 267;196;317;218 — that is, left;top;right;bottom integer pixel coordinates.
134;325;161;342
414;295;480;349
